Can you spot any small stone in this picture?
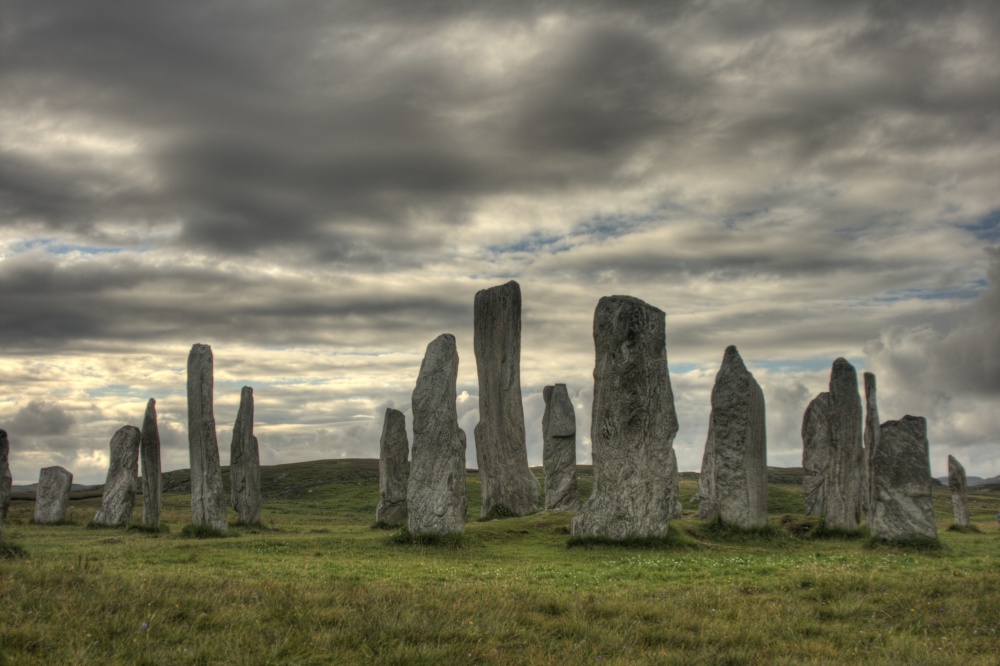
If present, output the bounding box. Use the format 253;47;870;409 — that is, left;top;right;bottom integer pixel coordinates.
542;384;578;512
230;386;261;525
870;416;937;542
948;455;970;527
376;407;409;527
407;334;467;536
140;399;162;528
188;343;228;534
93;425;141;527
34;466;73;524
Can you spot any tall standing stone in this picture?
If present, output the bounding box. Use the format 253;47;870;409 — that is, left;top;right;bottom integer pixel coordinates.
0;430;9;543
140;399;162;528
92;425;141;527
542;384;578;512
862;372;879;523
571;296;679;541
188;343;228;533
948;455;970;527
696;421;718;520
34;466;73;524
699;346;768;528
473;281;539;518
870;416;937;542
376;407;409;526
407;334;467;536
230;386;261;525
801;393;831;516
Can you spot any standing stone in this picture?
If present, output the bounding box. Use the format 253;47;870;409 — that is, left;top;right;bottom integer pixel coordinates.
696;421;718;520
668;448;683;520
699;346;768;528
948;455;970;527
188;343;228;533
34;466;73;524
407;334;467;536
473;281;539;518
230;386;261;525
862;372;879;523
542;384;578;512
92;425;141;527
571;296;679;541
801;393;831;516
376;407;409;526
0;429;10;522
870;416;937;542
140;399;162;528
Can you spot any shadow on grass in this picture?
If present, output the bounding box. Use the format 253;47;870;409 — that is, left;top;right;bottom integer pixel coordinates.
0;542;28;559
371;520;403;530
688;516;790;544
180;523;229;539
30;518;79;526
125;523;171;534
947;524;982;534
478;504;519;522
389;527;469;548
865;536;943;552
567;525;699;550
779;515;867;540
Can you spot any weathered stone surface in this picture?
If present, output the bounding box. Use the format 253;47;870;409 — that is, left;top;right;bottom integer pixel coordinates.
407;334;467;535
870;416;937;542
34;466;73;524
571;295;679;541
188;343;228;533
1;429;10;523
700;346;767;528
696;421;717;520
376;407;409;526
948;455;970;527
140;399;162;528
230;386;261;525
801;393;831;516
473;281;539;518
93;425;141;527
862;372;879;522
668;448;683;520
542;384;578;512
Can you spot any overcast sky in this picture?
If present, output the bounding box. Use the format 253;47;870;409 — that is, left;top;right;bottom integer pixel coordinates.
2;1;997;486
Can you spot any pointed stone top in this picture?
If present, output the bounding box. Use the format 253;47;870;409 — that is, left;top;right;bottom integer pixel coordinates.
241;386;253;396
145;397;156;411
948;454;963;468
721;345;746;369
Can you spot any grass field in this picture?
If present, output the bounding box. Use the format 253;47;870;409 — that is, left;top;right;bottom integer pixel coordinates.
2;459;998;665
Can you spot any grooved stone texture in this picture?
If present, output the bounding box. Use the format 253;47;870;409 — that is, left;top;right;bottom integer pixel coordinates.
571;296;679;541
948;455;970;527
230;386;262;525
140;399;162;528
187;343;228;533
863;372;879;522
802;393;831;516
870;416;937;542
93;425;141;527
376;407;409;527
0;430;9;542
34;466;73;524
542;384;578;512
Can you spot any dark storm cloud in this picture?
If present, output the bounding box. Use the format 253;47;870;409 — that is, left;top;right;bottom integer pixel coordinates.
4;400;75;437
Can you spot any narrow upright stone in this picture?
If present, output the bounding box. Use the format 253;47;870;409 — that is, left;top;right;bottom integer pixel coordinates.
700;346;768;528
801;393;831;516
34;466;73;524
862;372;879;522
696;421;718;520
140;399;162;528
870;416;937;542
407;334;467;536
542;384;578;512
948;455;970;527
571;296;679;541
0;429;10;522
473;281;539;518
93;425;141;526
230;386;261;525
188;343;228;533
376;407;409;526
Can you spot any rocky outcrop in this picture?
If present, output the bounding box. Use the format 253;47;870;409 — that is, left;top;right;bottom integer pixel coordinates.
376;407;409;526
862;372;879;522
473;281;539;518
870;416;937;542
542;384;578;512
948;454;970;527
571;296;679;541
92;425;141;527
801;393;831;516
187;343;228;533
140;399;162;528
34;466;73;524
407;334;467;535
230;386;261;525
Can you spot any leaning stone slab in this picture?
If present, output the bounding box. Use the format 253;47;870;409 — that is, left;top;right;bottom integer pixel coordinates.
801;393;831;516
862;372;879;522
1;429;10;522
34;466;73;524
473;280;539;518
188;343;228;533
376;407;409;526
230;386;261;525
407;334;467;536
870;416;937;542
571;295;679;541
140;399;162;528
948;454;970;527
93;425;141;527
542;384;578;512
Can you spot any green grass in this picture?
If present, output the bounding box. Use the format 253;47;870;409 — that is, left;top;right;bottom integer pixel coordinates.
2;460;999;665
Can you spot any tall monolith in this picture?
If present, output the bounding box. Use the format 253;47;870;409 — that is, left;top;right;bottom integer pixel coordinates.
140;399;162;528
407;334;467;535
801;393;831;516
0;429;10;522
473;281;539;518
376;407;409;526
230;386;261;525
700;346;768;528
862;372;879;522
571;295;679;540
93;425;141;526
188;343;228;533
542;384;578;512
34;466;73;524
696;422;718;520
948;455;970;527
870;416;937;542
